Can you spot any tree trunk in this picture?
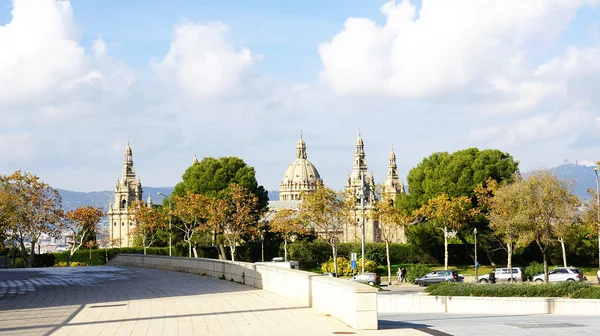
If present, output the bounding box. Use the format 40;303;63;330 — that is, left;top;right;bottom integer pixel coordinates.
559;237;567;268
66;252;72;267
507;241;513;281
218;245;227;260
332;244;338;277
535;239;549;282
193;247;198;258
188;241;192;258
284;240;288;262
89;248;92;265
230;245;236;261
144;245;147;255
28;240;36;268
443;226;449;271
386;240;392;285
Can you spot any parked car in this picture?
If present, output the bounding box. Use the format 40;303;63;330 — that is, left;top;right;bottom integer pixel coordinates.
478;267;526;283
532;267;585;282
415;270;462;287
349;272;381;286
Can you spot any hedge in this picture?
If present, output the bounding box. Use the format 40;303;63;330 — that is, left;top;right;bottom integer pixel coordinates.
424;282;600;299
321;257;377;276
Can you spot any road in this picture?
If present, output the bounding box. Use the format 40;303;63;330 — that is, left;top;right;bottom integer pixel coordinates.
379;313;600;336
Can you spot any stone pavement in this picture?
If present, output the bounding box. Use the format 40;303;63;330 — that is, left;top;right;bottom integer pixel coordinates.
0;266;427;336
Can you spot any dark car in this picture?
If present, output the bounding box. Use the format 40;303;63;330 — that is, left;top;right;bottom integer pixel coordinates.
349;272;381;286
415;270;462;286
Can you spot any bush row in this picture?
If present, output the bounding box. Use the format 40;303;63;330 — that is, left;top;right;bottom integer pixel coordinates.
424;282;600;299
288;240;439;271
320;257;377;276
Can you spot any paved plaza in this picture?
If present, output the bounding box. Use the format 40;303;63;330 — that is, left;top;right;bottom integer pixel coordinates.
0;266;427;336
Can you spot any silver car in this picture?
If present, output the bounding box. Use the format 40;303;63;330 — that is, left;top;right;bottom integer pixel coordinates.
478;267;526;283
532;267;584;282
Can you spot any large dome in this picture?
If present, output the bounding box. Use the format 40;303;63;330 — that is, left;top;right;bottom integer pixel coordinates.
279;133;323;201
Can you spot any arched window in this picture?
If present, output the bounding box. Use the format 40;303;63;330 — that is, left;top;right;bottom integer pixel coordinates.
121;199;127;208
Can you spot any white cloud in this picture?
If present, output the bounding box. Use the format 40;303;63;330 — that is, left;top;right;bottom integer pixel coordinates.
153;21;262;100
0;132;36;162
0;0;133;108
319;0;596;99
469;107;593;148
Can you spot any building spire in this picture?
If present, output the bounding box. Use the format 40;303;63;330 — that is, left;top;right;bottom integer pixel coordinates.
296;131;307;159
385;145;402;196
192;153;199;164
353;131;367;171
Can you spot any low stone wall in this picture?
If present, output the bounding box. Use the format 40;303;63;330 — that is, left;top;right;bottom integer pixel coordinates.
378;294;600;315
109;254;378;330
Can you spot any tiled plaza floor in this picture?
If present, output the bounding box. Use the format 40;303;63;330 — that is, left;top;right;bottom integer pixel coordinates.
0;266;425;336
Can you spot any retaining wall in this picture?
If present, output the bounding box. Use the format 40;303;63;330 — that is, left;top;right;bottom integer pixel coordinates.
378;294;600;315
109;254;378;330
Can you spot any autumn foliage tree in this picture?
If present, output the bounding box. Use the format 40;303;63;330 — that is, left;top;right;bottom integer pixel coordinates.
372;185;413;284
518;170;580;282
418;194;477;270
269;208;308;262
0;171;64;268
299;185;351;277
129;201;166;255
171;191;211;258
219;184;260;261
65;205;104;266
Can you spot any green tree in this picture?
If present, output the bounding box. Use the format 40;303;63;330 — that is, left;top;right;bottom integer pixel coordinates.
397;148;519;211
173;156;268;211
129;201;167;255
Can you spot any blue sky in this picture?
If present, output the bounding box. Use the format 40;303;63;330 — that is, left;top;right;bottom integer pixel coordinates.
1;0;600;192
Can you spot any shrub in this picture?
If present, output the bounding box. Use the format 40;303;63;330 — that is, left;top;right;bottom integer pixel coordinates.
55;261;88;267
288;240;331;270
424;282;600;299
525;261;544;278
321;257;377;276
406;264;431;283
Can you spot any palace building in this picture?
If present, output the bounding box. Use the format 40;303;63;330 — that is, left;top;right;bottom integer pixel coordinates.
107;142;144;247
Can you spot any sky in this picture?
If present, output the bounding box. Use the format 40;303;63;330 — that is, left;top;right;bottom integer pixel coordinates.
1;0;600;192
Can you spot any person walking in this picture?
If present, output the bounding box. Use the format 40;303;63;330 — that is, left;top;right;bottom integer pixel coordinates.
397;267;402;284
400;267;407;283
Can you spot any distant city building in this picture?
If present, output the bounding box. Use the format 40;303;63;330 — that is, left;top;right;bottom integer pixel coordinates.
107;142;143;247
344;132;378;243
266;131;407;244
279;131;323;201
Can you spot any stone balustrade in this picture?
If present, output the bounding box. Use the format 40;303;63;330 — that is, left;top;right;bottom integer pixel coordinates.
109;254;378;330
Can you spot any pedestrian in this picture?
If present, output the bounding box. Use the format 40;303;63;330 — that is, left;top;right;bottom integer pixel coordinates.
397;266;401;284
489;270;496;284
401;267;407;283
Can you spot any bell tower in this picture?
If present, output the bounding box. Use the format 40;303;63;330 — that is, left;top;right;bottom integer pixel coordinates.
108;141;143;247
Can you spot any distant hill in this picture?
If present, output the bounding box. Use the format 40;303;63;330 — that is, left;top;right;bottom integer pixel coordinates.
57;187;174;212
549;163;596;200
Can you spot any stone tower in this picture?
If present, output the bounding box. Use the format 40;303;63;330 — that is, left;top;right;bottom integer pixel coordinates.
345;132;378;242
279;132;323;201
383;146;407;243
383;147;405;199
108;142;143;247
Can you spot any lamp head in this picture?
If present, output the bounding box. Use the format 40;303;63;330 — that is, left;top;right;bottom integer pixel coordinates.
595;167;599;172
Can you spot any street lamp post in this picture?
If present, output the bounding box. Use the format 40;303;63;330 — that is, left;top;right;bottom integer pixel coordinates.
261;230;265;262
157;192;172;257
594;168;600;270
474;227;478;282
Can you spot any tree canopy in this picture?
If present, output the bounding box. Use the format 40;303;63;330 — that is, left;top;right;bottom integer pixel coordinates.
398;148;519;211
173;156;268;211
